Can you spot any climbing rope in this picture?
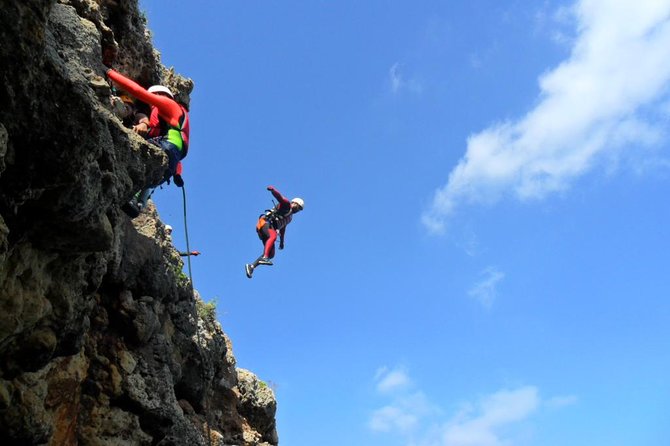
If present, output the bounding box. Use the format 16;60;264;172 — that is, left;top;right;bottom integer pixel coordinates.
181;185;213;446
181;186;194;282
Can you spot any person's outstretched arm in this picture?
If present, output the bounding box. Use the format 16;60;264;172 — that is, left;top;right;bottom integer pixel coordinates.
106;69;182;126
267;185;291;208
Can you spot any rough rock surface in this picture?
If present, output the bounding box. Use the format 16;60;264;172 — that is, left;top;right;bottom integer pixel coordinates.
0;1;277;444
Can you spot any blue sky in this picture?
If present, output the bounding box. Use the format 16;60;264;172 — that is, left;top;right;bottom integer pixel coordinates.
141;1;670;445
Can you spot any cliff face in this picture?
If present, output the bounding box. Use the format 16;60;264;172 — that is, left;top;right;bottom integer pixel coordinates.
0;1;277;445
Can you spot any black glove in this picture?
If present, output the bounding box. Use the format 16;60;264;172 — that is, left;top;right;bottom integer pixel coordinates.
173;174;184;188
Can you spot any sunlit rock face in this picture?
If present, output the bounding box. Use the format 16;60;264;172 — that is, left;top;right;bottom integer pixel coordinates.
0;1;277;444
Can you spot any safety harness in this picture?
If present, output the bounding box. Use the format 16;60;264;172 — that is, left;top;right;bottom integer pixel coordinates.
156;105;189;159
260;206;292;230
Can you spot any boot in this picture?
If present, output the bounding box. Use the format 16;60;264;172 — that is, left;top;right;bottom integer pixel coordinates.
255;256;273;266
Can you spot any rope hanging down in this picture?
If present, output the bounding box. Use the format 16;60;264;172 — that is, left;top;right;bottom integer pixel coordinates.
181;185;213;446
182;186;194;282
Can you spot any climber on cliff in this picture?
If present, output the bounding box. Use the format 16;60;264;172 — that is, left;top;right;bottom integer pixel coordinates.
245;186;304;279
109;94;153;137
164;225;200;256
105;68;189;217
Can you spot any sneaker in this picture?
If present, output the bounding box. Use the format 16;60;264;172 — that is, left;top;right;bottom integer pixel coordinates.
245;264;254;278
256;257;273;266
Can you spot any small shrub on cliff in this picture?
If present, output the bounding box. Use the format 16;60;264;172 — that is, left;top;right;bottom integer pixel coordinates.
170;262;190;288
196;299;217;325
178;270;189;287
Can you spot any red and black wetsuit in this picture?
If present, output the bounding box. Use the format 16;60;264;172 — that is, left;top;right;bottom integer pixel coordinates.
256;187;293;259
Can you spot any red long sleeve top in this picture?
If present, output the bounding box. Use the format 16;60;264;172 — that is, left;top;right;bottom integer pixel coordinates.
106;69;190;157
106;69;184;128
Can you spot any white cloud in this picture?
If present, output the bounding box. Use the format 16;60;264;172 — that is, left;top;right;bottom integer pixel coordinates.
369;392;435;434
369;404;420;433
369;368;577;446
370;367;438;436
441;386;540;446
424;0;670;233
468;267;505;309
375;366;413;394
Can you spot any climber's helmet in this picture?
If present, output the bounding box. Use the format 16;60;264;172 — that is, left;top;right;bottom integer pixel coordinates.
291;198;304;213
148;85;174;99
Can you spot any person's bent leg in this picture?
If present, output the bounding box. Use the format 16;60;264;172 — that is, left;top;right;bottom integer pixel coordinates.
254;229;276;266
251;224;275;267
263;228;277;258
138;188;152;208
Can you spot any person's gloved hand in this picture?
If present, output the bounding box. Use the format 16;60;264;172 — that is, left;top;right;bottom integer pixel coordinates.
279;241;284;250
267;185;275;191
173;174;184;188
132;122;149;136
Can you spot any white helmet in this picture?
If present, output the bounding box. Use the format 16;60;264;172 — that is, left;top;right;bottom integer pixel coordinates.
291;198;305;210
148;85;174;98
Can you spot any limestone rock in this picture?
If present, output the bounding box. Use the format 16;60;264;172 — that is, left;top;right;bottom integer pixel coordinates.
237;369;279;445
0;0;278;444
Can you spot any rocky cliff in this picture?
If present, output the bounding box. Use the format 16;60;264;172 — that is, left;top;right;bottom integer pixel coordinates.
0;1;278;444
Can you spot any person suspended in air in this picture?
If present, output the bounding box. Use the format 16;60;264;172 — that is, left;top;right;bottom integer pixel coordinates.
245;186;304;278
106;69;190;217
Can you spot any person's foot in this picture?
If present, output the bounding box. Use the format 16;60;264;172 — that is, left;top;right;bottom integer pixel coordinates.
245;264;254;278
121;200;140;218
256;257;273;266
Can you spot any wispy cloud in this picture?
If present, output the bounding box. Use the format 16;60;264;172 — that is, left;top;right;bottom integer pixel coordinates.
375;366;413;394
369;366;438;435
389;62;424;95
534;2;576;46
461;229;480;257
469;53;484;70
468;267;505;309
440;386;540;446
369;393;436;434
423;0;670;233
370;405;418;433
390;62;404;93
369;369;575;446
